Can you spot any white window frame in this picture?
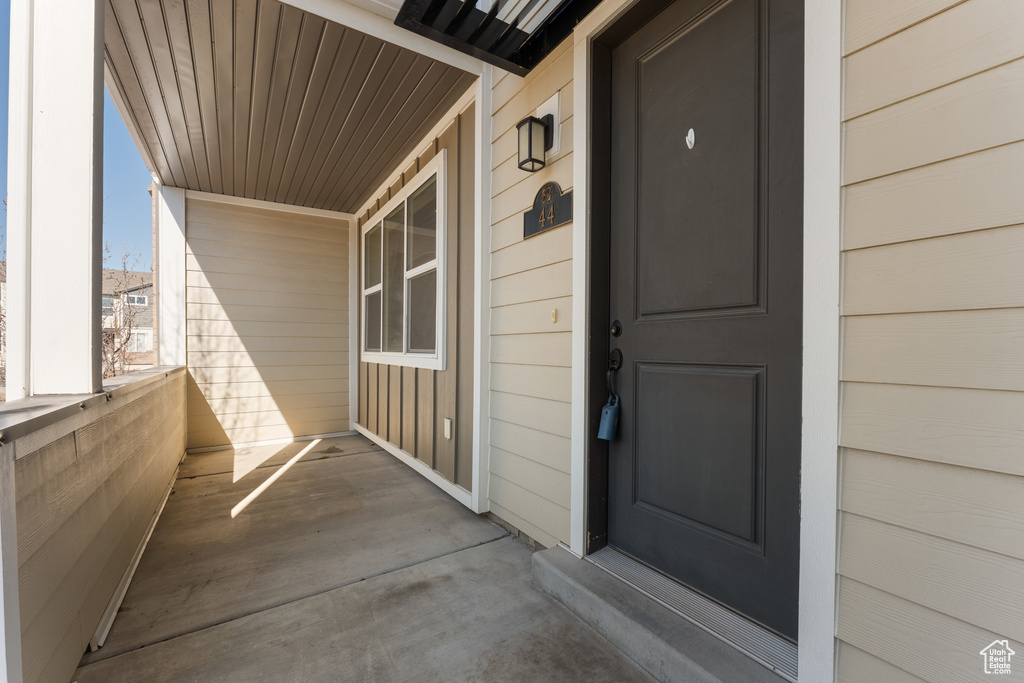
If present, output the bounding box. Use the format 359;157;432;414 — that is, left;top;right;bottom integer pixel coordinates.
361;150;447;371
126;329;151;352
126;294;148;306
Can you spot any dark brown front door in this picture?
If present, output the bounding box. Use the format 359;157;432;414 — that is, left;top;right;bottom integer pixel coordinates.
605;0;803;640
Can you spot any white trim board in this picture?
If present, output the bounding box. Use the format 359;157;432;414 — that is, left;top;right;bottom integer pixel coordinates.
355;424;474;509
797;0;842;680
183;188;355;221
470;66;493;515
281;0;485;76
569;0;842;679
155;183;187;368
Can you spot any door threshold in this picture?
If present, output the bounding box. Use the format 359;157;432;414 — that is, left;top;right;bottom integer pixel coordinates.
586;547;798;681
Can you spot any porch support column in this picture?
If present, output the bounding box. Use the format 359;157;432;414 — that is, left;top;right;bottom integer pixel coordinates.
7;0;105;399
155;184;187;367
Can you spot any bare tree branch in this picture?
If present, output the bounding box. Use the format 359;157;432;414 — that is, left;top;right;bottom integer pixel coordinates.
102;242;144;378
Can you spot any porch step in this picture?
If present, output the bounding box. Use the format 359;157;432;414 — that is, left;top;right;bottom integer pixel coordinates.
532;546;791;683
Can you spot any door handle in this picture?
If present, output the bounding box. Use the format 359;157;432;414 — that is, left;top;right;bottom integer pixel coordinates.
607;348;623;395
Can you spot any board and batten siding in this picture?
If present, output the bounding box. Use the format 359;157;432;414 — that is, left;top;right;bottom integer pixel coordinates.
185;198;350;449
356;106;476;491
14;371;186;683
838;1;1024;680
487;41;574;548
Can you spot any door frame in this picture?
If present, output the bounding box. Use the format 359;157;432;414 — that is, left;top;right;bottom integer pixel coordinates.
567;0;842;679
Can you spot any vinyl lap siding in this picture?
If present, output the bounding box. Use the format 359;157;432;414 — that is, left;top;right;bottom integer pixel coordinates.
15;374;185;683
837;1;1024;680
488;41;574;548
185;198;350;449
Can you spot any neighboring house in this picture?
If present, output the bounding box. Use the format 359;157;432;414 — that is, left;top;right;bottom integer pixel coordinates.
3;1;1023;683
101;269;156;375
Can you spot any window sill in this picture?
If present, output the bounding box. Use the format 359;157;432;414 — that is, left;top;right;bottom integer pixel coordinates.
361;352;445;372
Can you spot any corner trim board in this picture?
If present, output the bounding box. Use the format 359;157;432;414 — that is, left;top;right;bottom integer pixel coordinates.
797;0;842;680
470;66;493;515
349;216;360;432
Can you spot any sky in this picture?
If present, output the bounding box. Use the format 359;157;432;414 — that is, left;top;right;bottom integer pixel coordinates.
0;0;156;270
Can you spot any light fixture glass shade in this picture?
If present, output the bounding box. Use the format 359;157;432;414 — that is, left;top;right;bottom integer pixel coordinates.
517;116;547;172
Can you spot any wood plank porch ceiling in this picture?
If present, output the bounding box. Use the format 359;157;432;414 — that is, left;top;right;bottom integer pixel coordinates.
104;0;476;214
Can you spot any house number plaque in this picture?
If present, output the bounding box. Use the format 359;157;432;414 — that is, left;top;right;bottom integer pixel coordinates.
524;181;572;239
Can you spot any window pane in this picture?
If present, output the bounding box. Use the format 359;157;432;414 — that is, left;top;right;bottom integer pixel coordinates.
407;174;437;270
382;205;405;353
364;222;382;288
365;292;382;352
407;270;436;353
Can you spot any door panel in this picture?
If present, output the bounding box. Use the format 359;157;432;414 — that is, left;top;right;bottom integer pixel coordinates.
636;0;760;317
634;363;761;543
606;0;802;640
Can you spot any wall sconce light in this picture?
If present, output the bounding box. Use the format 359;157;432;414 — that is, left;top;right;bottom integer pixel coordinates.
517;114;554;172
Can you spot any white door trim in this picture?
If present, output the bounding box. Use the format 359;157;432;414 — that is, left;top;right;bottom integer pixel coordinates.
569;1;842;679
797;1;842;680
349;213;360;432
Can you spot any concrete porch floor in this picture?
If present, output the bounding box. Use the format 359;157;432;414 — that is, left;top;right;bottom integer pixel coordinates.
73;434;653;682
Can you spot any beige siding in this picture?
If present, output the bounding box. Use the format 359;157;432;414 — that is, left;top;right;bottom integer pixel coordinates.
186;198;350;449
837;642;926;683
487;40;574;548
15;372;185;683
839;1;1024;678
837;578;1009;683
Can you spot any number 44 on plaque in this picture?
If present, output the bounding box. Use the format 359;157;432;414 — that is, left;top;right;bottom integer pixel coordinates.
524;181;573;239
